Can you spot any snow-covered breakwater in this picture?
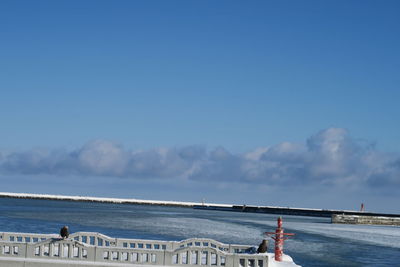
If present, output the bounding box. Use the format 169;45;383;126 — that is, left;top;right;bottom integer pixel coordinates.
3;192;400;220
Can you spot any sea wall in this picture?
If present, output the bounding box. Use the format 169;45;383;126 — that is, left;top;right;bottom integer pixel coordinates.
332;214;400;226
195;205;400;219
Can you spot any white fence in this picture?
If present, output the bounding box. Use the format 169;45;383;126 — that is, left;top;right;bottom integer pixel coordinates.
0;231;270;267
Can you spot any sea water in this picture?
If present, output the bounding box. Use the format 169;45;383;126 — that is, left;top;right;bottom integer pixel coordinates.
0;198;399;266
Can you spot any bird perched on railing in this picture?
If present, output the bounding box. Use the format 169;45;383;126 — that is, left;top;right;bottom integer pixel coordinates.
257;239;268;253
60;226;69;239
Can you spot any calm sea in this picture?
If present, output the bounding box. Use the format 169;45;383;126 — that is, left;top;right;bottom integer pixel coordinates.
0;198;399;266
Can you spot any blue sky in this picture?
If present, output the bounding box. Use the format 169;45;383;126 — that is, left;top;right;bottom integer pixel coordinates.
1;1;400;212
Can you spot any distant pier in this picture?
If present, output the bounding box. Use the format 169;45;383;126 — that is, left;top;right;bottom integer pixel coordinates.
332;214;400;226
0;192;230;208
193;204;400;220
1;192;400;223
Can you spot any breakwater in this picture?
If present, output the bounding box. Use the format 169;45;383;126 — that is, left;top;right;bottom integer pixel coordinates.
332;214;400;226
0;192;230;208
193;204;400;219
2;192;399;221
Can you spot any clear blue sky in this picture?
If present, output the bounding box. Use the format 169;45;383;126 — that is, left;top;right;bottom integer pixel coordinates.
1;1;399;212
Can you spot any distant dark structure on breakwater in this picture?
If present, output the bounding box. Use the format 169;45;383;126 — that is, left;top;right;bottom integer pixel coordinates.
193;204;400;219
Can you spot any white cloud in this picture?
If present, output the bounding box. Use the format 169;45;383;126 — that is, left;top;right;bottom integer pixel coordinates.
77;140;130;176
0;128;399;191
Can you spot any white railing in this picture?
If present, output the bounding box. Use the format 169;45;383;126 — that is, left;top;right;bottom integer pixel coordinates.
0;231;270;267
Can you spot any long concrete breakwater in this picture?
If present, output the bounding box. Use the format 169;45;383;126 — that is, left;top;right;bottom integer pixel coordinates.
332;214;400;226
0;192;231;208
193;204;400;219
1;192;400;223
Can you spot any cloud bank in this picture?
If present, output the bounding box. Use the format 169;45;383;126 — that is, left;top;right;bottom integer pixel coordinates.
0;128;399;189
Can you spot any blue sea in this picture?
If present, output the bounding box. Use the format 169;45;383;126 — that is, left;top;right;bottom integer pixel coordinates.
0;198;399;266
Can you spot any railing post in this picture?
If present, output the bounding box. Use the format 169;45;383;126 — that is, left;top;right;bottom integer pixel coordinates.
69;244;73;258
24;242;28;259
49;243;53;258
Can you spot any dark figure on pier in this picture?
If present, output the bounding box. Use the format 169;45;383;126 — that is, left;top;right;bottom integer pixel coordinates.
60;226;69;239
257;239;268;253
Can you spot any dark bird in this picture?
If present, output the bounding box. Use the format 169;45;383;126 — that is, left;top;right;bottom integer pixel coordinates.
257;239;268;253
60;226;69;239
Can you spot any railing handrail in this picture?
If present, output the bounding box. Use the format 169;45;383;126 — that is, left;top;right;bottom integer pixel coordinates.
1;231;251;249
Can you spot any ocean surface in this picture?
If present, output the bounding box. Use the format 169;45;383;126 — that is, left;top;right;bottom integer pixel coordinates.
0;198;399;267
